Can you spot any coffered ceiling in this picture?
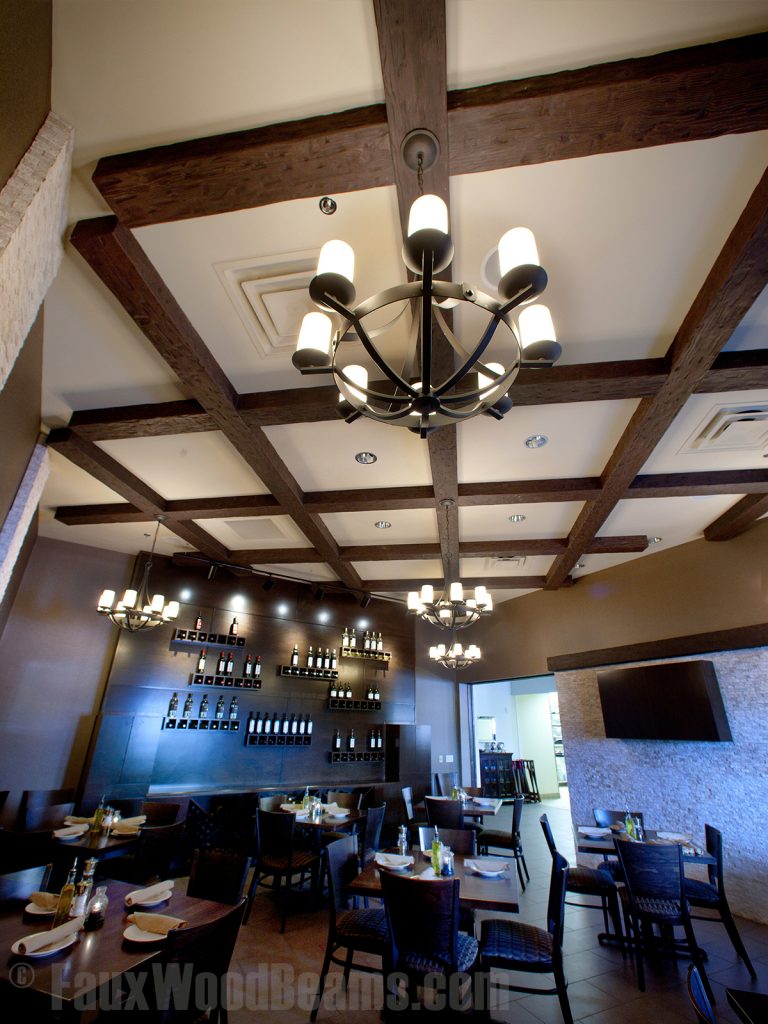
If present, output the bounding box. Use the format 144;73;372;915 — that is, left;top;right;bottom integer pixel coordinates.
40;0;768;606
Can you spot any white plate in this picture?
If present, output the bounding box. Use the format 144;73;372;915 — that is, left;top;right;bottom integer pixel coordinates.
375;853;414;871
465;858;509;877
123;924;166;943
11;932;78;957
326;811;350;819
24;903;56;916
125;896;171;909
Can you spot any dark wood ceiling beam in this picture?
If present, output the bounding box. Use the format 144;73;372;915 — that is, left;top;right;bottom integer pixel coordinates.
699;349;768;393
54;503;152;526
704;494;768;541
364;576;572;592
628;469;768;498
448;32;768;176
70;216;363;591
229;548;325;565
546;166;768;589
70;399;214;440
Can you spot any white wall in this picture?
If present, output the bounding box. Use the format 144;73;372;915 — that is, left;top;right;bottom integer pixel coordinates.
516;692;560;798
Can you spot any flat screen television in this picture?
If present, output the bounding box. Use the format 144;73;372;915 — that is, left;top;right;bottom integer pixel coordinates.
596;660;732;741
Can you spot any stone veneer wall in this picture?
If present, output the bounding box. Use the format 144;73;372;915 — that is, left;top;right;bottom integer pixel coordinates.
556;646;768;923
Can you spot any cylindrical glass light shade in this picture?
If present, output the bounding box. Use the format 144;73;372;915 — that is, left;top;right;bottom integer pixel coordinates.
122;589;138;608
436;644;446;657
477;362;505;399
342;364;368;404
429;646;438;660
407;592;421;611
164;601;180;620
317;239;355;283
449;582;464;602
498;227;539;275
97;589;115;610
151;594;165;613
297;312;332;357
420;584;434;604
408;194;448;236
519;304;556;347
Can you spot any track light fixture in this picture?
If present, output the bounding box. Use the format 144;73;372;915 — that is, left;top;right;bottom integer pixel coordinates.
262;576;276;592
360;593;372;609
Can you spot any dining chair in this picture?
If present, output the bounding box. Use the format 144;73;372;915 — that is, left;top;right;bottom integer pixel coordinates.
424;796;465;830
417;825;476;856
592;807;646;879
687;964;717;1024
310;835;388;1021
0;827;54;874
614;838;714;1004
244;809;320;932
16;788;76;830
477;795;529;890
540;813;623;945
358;803;386;867
187;847;250;904
478;850;574;1024
258;793;288;811
434;771;459;796
104;820;187;885
326;790;362;811
685;824;755;978
141;801;181;826
379;869;480;1013
401;786;428;839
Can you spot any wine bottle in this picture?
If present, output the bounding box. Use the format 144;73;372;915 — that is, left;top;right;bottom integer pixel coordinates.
291;644;299;667
263;712;272;735
244;655;253;677
307;714;313;736
367;683;374;701
255;711;263;734
374;684;380;701
345;682;353;699
377;631;384;653
350;628;357;649
298;714;306;735
348;729;356;751
167;693;178;719
341;627;349;652
255;656;262;678
290;713;297;735
197;648;207;672
229;617;238;636
376;729;383;750
215;696;225;720
331;648;338;670
225;651;234;674
70;857;96;918
195;612;203;631
330;680;338;699
199;694;209;718
281;713;289;735
229;696;239;720
247;712;256;735
307;645;314;669
272;712;280;734
183;694;193;719
333;728;341;751
364;630;371;652
53;859;79;927
324;648;331;670
368;730;375;751
217;651;226;674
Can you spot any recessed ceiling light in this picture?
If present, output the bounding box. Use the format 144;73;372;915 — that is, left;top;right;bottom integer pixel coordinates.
179;589;192;601
508;514;527;523
575;561;586;569
524;434;548;449
355;451;377;465
319;196;337;215
374;520;391;529
649;536;663;544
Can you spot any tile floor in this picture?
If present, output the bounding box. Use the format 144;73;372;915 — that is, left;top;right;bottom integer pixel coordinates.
225;796;768;1022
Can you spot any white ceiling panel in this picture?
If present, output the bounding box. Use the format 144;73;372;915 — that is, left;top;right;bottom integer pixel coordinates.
42;449;126;509
457;400;639;483
353;559;445;582
96;432;267;500
192;516;310;551
598;495;739;545
460;555;554;577
459;502;584;540
321;509;438;547
38;513;183;559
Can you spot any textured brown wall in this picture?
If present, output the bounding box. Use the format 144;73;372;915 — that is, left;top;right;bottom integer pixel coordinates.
0;0;51;186
463;520;768;681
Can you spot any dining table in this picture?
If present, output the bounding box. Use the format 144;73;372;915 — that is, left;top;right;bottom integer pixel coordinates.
348;850;520;913
0;875;231;1019
726;987;768;1024
574;825;717;866
460;798;503;819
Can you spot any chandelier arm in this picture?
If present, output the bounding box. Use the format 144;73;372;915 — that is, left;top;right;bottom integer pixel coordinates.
343;318;416;396
335;363;415;409
432;309;509;398
497;280;541;317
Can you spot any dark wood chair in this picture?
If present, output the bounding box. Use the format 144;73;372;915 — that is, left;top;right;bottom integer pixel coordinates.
540;813;623;944
141;801;181;826
479;850;574;1024
477;795;529;890
401;786;428;840
592;807;646;879
258;793;288;811
433;771;459;796
358;803;386;867
685;824;755;978
424;796;464;829
187;848;250;904
103;820;187;885
417;825;476;856
614;838;714;1004
0;827;53;874
310;835;388;1021
327;790;362;810
244;809;320;932
16;788;75;830
380;869;480;1012
687;964;717;1024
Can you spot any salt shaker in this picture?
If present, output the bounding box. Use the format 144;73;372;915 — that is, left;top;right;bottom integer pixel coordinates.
397;826;409;856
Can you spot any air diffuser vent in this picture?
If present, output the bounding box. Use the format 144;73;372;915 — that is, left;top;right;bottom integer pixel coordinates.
487;556;526;569
681;403;768;455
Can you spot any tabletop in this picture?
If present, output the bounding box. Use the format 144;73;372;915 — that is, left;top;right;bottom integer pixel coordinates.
54;830;141;857
574;826;716;866
416;798;503;819
349;851;519;913
288;807;365;830
726;987;768;1024
0;877;229;1013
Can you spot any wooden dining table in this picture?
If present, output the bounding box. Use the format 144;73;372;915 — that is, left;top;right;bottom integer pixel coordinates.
574;826;717;866
416;797;503;820
0;876;231;1018
349;850;519;913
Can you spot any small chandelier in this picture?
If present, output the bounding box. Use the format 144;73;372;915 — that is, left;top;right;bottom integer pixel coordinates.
429;638;481;671
408;581;492;631
292;130;561;438
97;518;179;631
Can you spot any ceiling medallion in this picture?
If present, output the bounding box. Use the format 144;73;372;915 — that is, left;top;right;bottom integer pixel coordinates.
293;131;561;438
429;638;481;671
96;518;179;631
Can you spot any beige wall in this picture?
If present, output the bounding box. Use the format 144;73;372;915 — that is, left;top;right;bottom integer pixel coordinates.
464;520;768;681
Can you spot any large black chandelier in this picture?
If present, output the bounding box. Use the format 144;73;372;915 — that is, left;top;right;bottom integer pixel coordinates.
97;518;179;632
292;130;561;438
408;580;493;631
429;637;482;671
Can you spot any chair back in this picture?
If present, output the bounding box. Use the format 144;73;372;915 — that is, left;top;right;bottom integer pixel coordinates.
109;798;144;819
425;796;463;829
704;823;724;891
545;851;569;956
256;808;295;858
259;794;288;811
360;804;386;864
614;838;684;904
401;786;416;824
142;801;181;826
135;820;186;882
0;828;53;873
380;870;461;974
17;788;76;830
327;790;361;810
539;813;557;858
511;795;524;837
434;772;459;796
187;848;250;904
418;826;476;856
593;807;645;829
324;834;360;927
687;964;716;1024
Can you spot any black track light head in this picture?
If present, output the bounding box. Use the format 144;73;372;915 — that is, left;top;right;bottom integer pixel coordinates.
360;593;372;609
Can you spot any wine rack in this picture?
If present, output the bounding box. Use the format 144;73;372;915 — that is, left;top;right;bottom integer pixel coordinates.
327;698;382;711
340;649;390;664
163;718;240;732
246;734;312;747
190;674;261;689
173;629;246;647
329;751;385;763
279;665;338;679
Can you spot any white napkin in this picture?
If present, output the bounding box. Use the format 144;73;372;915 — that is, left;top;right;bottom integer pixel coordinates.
126;912;186;935
124;880;175;906
472;798;497;807
656;832;690;842
112;823;141;835
419;866;436;879
578;826;611;836
28;892;59;910
53;824;88;838
374;852;413;869
16;915;83;954
64;815;93;825
118;815;147;827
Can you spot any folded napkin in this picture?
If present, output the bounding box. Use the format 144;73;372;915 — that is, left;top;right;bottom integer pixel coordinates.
53;824;88;838
374;852;413;869
577;826;612;836
64;815;93;825
118;815;147;827
112;823;141;835
465;859;509;875
28;892;59;911
127;912;186;935
125;880;175;906
16;915;84;955
656;831;690;842
472;797;497;807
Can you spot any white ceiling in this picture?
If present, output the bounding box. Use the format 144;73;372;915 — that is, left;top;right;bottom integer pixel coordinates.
40;0;768;605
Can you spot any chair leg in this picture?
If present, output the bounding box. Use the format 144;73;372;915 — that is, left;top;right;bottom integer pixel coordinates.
600;894;610;935
519;847;530;882
553;963;574;1024
515;853;526;892
342;947;354;989
631;916;646;991
683;918;715;1005
310;938;335;1022
279;873;288;934
607;890;625;954
719;901;757;978
243;868;261;924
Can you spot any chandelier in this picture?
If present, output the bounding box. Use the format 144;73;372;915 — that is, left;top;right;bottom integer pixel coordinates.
97;518;179;631
408;581;492;631
292;130;560;438
429;638;481;671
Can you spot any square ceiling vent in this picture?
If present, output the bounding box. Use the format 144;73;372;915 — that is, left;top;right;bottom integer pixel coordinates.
680;403;768;455
486;556;527;570
214;249;320;358
225;518;289;542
